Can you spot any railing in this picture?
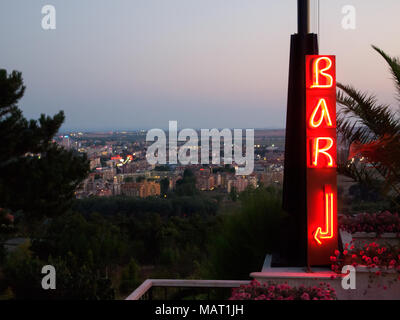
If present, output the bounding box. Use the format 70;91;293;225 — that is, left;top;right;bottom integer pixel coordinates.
125;279;250;301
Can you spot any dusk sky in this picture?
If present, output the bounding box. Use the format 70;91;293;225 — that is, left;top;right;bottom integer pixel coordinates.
1;0;399;131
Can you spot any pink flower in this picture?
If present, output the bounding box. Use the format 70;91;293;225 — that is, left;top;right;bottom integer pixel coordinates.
301;293;310;300
230;282;337;300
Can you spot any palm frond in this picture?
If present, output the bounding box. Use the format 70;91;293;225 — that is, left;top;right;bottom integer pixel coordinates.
337;83;400;144
336;47;400;210
372;45;400;102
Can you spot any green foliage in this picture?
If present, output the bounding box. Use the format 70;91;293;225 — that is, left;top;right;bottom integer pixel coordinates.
2;241;45;300
229;187;238;202
175;169;197;196
200;187;287;280
73;195;217;218
160;178;170;195
71;195;218;277
0;69;89;221
0;197;220;299
337;46;400;210
349;183;383;203
373;46;400;101
124;176;134;183
159;214;216;276
3;244;115;300
2;145;89;221
50;253;115;300
2;218;119;300
119;258;140;294
31;212;129;268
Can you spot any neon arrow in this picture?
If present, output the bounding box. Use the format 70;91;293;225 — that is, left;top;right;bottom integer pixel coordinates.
314;189;334;245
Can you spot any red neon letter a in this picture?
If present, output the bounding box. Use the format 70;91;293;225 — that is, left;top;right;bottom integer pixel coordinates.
310;99;333;128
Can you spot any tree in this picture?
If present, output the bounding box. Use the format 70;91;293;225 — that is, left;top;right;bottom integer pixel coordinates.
201;187;287;280
160;178;169;195
3;245;115;300
119;258;140;294
175;169;197;196
337;46;400;210
0;70;89;221
229;187;238;202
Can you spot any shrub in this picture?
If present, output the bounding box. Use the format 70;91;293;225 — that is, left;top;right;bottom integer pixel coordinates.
339;211;400;236
330;242;400;278
201;187;287;280
119;258;141;294
230;280;337;300
3;243;115;300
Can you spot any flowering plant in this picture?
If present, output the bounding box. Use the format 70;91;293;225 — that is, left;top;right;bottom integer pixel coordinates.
229;280;336;300
339;211;400;236
330;242;400;282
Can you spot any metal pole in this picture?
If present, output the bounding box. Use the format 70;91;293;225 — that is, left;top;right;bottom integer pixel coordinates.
283;0;318;267
298;0;310;35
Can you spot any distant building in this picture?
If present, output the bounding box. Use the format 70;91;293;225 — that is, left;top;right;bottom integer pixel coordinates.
113;176;121;196
227;176;250;193
121;181;161;198
89;157;101;170
259;168;284;186
196;174;215;191
60;136;71;149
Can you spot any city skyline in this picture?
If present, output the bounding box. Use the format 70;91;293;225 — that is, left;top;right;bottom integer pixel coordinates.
1;0;400;131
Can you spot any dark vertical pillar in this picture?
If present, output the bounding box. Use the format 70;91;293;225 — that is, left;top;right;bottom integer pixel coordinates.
282;0;318;267
298;0;310;35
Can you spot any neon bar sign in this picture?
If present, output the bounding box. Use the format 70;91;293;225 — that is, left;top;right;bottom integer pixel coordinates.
306;55;338;266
